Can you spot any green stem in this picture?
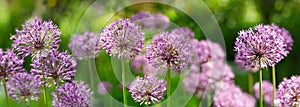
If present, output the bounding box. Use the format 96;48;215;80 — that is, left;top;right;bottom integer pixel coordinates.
248;72;254;95
3;80;9;107
167;69;171;107
207;91;211;107
26;100;29;107
121;59;127;107
88;60;95;93
259;69;263;107
272;66;276;107
42;69;48;107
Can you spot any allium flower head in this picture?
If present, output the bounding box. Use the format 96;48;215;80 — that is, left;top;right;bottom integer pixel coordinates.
145;32;193;72
214;84;256;107
192;39;225;64
254;80;273;106
0;49;24;80
275;76;300;107
7;72;42;103
68;31;100;60
98;81;112;95
270;24;293;52
31;50;77;85
130;11;170;31
199;61;235;90
131;55;160;75
99;19;144;59
171;27;195;38
11;17;61;58
183;65;203;96
234;24;287;72
129;75;166;105
52;81;93;107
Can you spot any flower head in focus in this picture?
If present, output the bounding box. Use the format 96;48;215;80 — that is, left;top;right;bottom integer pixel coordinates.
11;17;61;58
31;50;77;86
52;81;93;107
275;76;300;107
7;72;42;103
234;24;287;72
129;75;166;105
68;31;100;60
0;48;24;80
145;32;193;72
99;19;144;59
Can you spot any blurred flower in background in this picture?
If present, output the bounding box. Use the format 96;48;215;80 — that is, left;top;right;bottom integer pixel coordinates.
130;11;170;31
69;31;100;60
254;80;273;106
98;81;112;95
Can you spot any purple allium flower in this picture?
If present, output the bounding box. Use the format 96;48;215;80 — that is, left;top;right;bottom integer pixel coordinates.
145;32;193;72
275;76;300;107
192;39;225;64
234;24;287;72
130;11;151;22
99;19;144;59
183;65;202;95
0;49;24;80
11;17;61;58
52;81;93;107
129;75;166;105
6;72;42;103
214;84;256;107
171;27;195;38
270;24;293;52
68;31;100;60
199;61;235;90
131;55;160;75
31;50;77;86
98;81;112;95
130;11;170;31
253;80;273;106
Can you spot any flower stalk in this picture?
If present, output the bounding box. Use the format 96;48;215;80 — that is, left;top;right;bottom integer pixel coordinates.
272;66;276;107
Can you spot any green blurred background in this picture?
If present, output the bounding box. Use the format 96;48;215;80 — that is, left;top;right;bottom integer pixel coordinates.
0;0;300;106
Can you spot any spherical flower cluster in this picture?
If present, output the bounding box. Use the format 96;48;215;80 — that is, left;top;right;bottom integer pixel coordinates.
171;27;195;38
275;76;300;107
0;49;24;80
234;24;287;71
253;80;273;106
199;61;235;90
31;51;77;85
68;31;101;60
131;55;160;75
145;32;193;72
214;84;256;107
270;24;293;52
11;17;61;58
192;39;225;64
130;11;170;31
98;81;112;95
52;81;93;107
129;75;166;105
6;72;42;103
99;19;144;59
182;66;203;96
